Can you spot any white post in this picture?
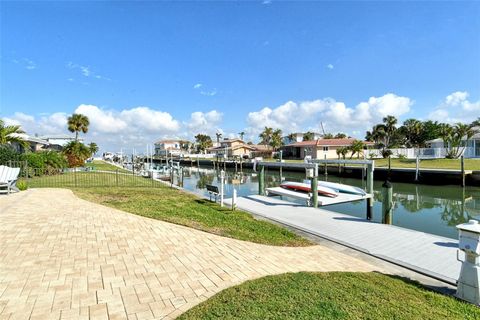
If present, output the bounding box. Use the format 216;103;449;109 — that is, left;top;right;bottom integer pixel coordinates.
232;189;237;211
415;155;420;181
220;170;225;207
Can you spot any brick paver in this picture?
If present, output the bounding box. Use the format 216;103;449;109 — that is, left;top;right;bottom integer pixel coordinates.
0;189;381;319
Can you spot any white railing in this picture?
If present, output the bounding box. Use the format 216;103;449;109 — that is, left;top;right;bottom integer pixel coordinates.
367;147;477;159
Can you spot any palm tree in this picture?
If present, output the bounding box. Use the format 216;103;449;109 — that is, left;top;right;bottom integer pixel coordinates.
215;132;222;144
323;133;334;139
0;119;28;148
286;132;297;143
270;129;283;150
336;146;349;160
443;123;477;158
259;127;273;145
349;140;365;159
88;142;99;157
471;117;480;128
334;133;347;139
382;115;398;148
302;131;315;141
400;119;424;149
238;131;245;141
63;141;91;167
67;113;90;141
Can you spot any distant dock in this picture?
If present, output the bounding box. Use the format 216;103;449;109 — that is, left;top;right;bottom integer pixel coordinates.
227;195;461;285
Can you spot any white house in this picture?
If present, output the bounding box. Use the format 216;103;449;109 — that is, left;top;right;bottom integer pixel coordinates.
425;127;480;158
283;132;323;144
154;139;188;156
39;135;82;149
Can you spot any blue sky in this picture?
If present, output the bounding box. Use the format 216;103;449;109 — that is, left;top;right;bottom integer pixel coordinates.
1;1;479;151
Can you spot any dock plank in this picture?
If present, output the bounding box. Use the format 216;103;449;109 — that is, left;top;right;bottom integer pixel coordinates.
231;195;461;284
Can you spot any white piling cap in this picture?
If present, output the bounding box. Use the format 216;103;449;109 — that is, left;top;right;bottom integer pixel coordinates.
457;220;480;233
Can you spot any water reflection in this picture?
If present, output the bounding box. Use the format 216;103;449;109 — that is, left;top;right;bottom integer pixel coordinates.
179;166;479;239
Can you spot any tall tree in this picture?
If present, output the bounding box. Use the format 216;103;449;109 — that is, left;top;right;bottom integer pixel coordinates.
302;131;315;141
334;133;347;139
471;117;480;128
259;127;273;145
440;123;477;158
0;119;28;148
399;119;424;149
88;142;99;157
67;113;90;141
420;120;442;142
195;134;213;153
238;131;245;140
336;146;349;160
287;133;297;143
349;140;365;159
270;129;283;150
323;133;334;139
63;141;91;167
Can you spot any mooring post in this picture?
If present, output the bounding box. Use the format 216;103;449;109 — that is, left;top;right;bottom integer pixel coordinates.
461;155;465;187
220;170;225;207
311;175;318;208
258;165;265;195
415;155;420;182
382;180;393;224
232;189;237;211
366;161;374;220
324;154;328;176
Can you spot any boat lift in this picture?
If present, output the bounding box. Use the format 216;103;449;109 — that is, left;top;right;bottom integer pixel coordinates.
257;160;375;219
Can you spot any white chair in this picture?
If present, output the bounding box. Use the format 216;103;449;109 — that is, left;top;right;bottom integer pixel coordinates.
0;166;21;194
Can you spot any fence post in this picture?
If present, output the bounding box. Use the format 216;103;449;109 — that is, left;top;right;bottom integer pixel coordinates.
116;169;119;187
220;170;225;207
74;168;77;188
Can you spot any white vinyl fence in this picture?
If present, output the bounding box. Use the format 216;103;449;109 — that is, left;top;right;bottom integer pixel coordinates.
367;147;477;159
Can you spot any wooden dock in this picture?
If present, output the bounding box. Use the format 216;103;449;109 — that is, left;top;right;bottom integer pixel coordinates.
229;195;461;285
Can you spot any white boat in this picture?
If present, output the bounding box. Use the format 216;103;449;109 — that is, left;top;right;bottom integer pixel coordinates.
280;181;338;198
316;181;366;196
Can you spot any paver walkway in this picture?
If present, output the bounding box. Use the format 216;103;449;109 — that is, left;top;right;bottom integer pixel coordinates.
0;189;380;320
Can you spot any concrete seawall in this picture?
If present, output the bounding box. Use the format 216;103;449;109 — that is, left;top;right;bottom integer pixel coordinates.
154;158;479;186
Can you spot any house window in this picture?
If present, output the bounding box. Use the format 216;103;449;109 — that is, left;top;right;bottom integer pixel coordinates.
323;146;329;152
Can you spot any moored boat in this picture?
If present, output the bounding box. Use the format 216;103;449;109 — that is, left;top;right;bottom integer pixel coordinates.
280;181;338;198
316;181;366;196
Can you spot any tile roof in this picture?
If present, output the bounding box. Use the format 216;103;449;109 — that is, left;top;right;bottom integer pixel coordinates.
285;138;373;147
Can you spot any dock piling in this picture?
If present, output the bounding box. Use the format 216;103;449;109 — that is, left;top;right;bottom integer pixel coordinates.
366;161;374;220
259;166;265;195
382;180;393;224
461;156;465;187
310;175;318;208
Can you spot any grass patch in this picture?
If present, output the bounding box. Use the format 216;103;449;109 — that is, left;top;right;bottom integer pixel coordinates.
178;272;480;320
73;186;311;247
85;160;130;172
373;158;480;170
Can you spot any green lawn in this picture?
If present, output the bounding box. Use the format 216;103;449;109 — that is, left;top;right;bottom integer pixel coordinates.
73;186;311;246
373;158;479;170
85;160;130;172
179;272;480;320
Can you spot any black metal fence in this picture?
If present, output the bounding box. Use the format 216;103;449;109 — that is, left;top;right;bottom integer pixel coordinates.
0;160;165;188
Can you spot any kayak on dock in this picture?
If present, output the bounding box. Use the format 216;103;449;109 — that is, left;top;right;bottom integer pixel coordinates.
316;180;366;196
280;181;338;198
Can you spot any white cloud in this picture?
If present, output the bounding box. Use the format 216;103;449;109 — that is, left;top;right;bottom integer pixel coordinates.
13;58;36;70
66;62;110;80
246;93;412;138
185;110;223;136
326;64;334;70
428;91;480;123
193;83;217;96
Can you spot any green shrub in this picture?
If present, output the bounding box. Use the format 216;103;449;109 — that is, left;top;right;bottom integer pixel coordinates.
0;145;21;164
398;154;407;160
16;180;28;191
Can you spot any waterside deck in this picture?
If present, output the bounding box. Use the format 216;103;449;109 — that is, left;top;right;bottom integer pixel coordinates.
265;187;372;206
229;195;461;285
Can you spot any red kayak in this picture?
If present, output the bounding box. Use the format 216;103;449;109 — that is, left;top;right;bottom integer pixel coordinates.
280;181;338;198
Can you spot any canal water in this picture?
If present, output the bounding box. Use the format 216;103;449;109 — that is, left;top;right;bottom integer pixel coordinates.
175;166;479;240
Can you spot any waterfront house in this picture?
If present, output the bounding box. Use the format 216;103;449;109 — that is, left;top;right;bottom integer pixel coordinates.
283;132;323;144
154;139;189;157
425;127;480;158
282;138;372;159
208;139;256;158
39;135;81;150
9;133;50;153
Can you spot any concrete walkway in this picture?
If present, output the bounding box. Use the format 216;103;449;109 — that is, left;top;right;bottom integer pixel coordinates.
232;195;461;285
0;189;380;320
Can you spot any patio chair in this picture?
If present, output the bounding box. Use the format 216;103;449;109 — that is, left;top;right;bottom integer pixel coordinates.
0;166;21;194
